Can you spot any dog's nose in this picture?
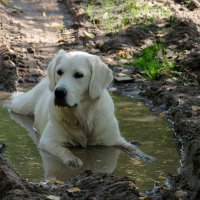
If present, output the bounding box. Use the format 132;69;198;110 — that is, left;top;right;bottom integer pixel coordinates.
55;87;67;99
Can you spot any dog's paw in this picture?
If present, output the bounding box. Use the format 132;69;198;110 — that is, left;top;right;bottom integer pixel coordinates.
130;148;156;162
138;153;156;162
63;156;83;168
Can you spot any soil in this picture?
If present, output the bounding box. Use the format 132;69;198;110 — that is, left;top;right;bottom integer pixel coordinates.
0;0;200;199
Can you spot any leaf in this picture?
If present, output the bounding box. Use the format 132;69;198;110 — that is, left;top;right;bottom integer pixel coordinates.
119;59;129;64
159;112;165;118
90;48;100;53
117;72;127;77
192;106;200;112
116;50;126;58
42;11;46;17
130;159;142;165
13;5;22;11
12;5;23;13
47;195;60;200
124;24;130;29
158;175;166;179
67;187;81;193
103;12;108;19
83;31;95;39
78;8;85;15
55;180;64;185
139;196;152;200
51;22;62;28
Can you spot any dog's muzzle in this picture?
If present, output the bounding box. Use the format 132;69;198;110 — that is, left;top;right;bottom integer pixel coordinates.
54;87;67;107
54;87;77;108
55;87;67;99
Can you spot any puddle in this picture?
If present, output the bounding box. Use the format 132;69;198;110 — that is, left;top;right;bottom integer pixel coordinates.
112;95;180;189
0;92;179;190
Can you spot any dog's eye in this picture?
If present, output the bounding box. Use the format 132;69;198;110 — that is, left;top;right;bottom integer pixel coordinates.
74;72;84;79
57;69;63;76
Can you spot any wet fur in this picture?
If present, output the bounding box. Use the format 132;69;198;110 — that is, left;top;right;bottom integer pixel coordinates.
9;50;154;167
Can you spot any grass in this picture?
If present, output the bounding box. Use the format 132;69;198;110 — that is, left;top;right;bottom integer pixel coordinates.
129;43;174;80
84;0;172;32
83;0;175;80
0;0;9;4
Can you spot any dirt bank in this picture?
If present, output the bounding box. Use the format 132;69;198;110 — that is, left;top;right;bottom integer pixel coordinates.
114;75;200;199
0;0;200;199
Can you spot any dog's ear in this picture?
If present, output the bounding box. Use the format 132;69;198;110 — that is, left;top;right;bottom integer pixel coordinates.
89;56;113;99
47;49;65;92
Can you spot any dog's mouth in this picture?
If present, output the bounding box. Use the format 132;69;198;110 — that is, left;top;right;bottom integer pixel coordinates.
54;98;78;108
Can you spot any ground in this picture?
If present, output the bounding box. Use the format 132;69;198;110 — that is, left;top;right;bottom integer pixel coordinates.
0;0;200;199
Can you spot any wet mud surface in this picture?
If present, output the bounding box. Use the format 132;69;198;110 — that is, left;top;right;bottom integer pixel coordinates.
0;0;200;199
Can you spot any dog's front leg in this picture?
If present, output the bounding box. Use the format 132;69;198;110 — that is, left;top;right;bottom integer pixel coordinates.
39;121;83;168
116;137;156;162
96;118;155;162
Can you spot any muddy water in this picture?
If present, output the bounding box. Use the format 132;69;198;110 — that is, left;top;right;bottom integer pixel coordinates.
0;93;179;190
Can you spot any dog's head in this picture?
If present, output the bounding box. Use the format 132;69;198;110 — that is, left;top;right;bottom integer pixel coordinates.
47;50;113;108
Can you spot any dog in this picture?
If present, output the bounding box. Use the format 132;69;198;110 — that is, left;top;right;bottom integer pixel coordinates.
9;50;154;167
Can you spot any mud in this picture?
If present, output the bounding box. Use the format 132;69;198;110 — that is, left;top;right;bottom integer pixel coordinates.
115;76;200;198
0;45;18;91
0;0;200;199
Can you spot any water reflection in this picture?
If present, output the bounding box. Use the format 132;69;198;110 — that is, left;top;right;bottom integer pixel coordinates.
40;148;120;180
10;112;120;181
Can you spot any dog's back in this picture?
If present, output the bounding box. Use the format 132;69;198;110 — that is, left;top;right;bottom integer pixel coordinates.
9;78;49;116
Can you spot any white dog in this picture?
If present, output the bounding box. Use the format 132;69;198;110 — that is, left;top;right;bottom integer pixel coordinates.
9;50;154;167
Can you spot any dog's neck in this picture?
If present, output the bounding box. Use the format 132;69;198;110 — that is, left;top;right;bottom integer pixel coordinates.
52;95;97;131
55;98;99;147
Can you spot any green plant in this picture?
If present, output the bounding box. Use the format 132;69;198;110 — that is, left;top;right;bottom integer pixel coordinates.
87;3;93;18
185;0;192;5
84;0;172;32
121;17;131;26
130;43;174;80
